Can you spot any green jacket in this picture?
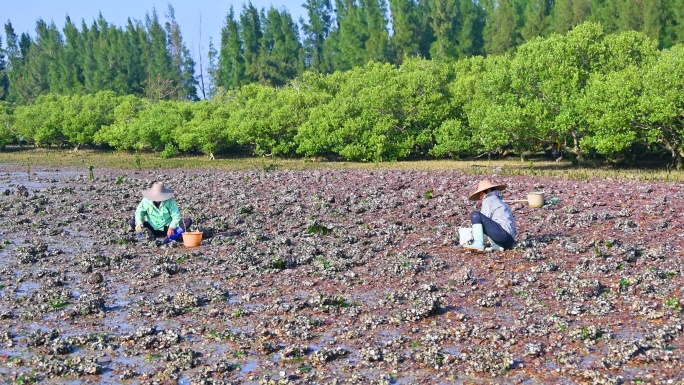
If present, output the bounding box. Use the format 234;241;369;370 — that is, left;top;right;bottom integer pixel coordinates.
135;197;181;230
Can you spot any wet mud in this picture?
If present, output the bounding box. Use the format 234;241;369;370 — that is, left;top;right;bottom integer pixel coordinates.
1;164;683;384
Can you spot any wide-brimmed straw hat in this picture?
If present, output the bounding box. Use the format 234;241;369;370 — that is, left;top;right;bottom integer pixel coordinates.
468;179;507;201
142;182;174;201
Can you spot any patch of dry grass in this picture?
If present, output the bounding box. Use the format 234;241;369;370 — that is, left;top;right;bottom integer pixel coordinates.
1;148;682;182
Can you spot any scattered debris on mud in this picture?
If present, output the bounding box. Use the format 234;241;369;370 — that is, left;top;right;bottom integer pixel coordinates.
1;164;683;384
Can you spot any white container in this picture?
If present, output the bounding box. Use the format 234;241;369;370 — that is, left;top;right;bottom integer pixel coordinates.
527;192;545;208
458;227;473;245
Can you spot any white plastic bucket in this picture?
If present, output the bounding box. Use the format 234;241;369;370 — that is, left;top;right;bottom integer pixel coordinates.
458;227;472;245
527;192;545;208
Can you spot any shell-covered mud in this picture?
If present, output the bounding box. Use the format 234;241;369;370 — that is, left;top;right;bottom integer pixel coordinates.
1;164;684;384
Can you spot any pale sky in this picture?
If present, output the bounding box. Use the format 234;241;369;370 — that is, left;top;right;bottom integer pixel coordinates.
4;0;308;63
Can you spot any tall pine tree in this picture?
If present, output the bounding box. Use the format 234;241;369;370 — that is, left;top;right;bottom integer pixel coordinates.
388;0;421;62
415;0;435;58
165;5;198;100
641;0;663;42
662;0;684;47
428;0;459;61
166;5;184;98
23;19;52;99
276;9;303;79
80;20;98;93
364;0;391;63
301;0;333;72
550;0;590;34
4;22;24;103
456;0;485;58
590;0;619;34
217;6;246;89
92;15;115;93
123;19;146;94
146;8;175;99
61;16;84;93
135;19;153;93
0;35;9;101
520;0;551;40
336;0;369;70
483;0;521;55
257;8;283;85
616;0;643;32
240;3;263;84
206;36;218;96
180;45;199;100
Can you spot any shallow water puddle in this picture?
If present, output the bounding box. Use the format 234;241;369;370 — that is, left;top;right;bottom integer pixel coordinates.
0;170;84;190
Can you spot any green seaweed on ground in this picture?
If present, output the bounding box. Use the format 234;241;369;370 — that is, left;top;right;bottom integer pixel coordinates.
424;189;433;199
307;224;331;236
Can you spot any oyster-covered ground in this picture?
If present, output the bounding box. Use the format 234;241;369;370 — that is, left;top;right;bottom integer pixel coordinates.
1;164;683;385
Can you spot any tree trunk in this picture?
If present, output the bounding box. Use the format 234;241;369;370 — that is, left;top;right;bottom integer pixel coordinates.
572;131;583;162
659;132;681;170
520;150;533;162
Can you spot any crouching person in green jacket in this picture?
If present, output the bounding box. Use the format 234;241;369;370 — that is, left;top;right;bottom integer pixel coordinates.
128;182;192;239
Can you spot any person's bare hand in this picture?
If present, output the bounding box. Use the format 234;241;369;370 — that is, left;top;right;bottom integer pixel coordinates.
167;227;175;237
135;224;143;233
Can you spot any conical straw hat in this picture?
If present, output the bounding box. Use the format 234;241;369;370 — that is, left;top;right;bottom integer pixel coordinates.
142;182;174;201
468;180;507;201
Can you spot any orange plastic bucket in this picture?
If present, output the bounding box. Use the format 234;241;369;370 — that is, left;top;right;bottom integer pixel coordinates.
182;231;203;248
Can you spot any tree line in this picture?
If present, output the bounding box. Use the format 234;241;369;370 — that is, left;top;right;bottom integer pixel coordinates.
0;5;198;104
2;23;683;168
1;0;684;103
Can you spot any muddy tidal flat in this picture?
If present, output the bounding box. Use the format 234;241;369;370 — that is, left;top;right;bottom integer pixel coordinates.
1;164;684;385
